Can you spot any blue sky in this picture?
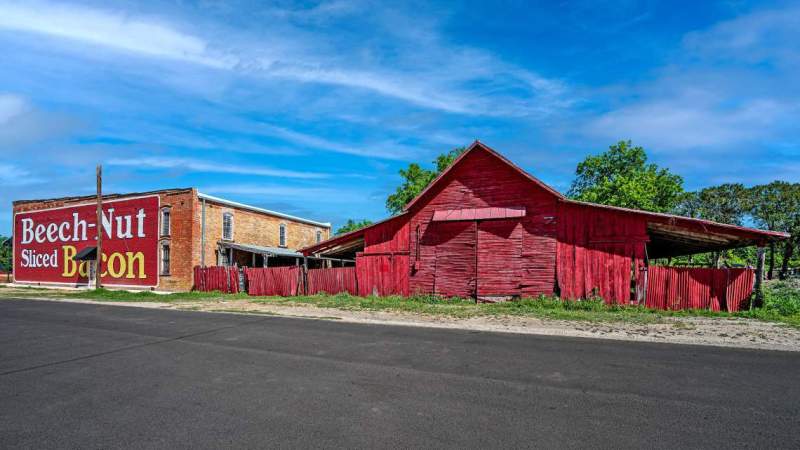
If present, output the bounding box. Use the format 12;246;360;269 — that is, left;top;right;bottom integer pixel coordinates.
1;0;799;235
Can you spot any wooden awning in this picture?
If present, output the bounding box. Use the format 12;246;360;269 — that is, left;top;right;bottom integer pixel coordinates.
431;207;526;222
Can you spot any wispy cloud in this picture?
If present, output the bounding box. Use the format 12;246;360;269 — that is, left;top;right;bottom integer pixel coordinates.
0;93;27;123
584;4;800;153
0;0;570;117
256;124;422;160
0;1;232;68
0;163;44;186
107;156;328;179
586;92;790;151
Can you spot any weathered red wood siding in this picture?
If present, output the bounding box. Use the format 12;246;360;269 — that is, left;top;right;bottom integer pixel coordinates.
556;202;648;304
477;220;522;296
355;215;411;296
306;267;358;295
406;148;558;297
244;266;301;296
356;253;410;296
193;266;239;293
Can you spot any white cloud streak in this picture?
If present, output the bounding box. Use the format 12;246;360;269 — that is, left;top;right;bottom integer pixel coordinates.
107;157;328;179
0;1;232;68
0;93;27;123
0;1;570;118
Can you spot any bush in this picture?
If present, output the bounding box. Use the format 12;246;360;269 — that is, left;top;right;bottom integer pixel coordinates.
762;280;800;316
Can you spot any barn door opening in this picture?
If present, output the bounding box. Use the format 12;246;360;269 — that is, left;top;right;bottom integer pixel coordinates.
431;221;477;298
477;220;522;300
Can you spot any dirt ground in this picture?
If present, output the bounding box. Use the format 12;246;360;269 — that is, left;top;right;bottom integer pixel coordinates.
6;292;800;352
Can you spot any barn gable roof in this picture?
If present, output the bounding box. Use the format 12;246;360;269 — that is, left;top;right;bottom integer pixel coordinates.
301;141;788;257
402;140;564;213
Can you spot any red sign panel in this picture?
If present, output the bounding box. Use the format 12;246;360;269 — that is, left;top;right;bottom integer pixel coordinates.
14;195;160;287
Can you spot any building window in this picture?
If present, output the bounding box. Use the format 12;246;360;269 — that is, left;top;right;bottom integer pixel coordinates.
316;230;322;243
222;212;233;240
161;243;170;275
279;223;287;247
160;208;171;236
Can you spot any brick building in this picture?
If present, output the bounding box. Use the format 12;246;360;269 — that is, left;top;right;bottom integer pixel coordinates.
12;188;331;291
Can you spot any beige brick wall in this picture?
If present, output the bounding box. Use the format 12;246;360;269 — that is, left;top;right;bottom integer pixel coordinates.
196;198;330;267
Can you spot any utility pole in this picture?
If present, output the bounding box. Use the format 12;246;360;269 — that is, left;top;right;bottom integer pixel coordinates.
95;164;103;289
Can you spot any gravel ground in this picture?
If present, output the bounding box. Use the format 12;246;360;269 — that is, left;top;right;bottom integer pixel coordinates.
6;294;800;352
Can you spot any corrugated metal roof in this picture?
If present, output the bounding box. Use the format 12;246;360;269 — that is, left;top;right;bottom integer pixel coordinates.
217;241;303;258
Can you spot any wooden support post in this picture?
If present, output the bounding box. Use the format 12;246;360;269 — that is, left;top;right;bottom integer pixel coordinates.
95;164;103;290
303;256;309;295
752;246;766;310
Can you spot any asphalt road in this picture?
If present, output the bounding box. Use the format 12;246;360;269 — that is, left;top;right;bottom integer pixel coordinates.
1;299;798;449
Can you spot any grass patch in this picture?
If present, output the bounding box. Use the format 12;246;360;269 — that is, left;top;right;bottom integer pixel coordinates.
2;281;799;327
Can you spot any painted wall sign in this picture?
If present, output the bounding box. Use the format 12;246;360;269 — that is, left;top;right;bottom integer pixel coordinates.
13;195;159;287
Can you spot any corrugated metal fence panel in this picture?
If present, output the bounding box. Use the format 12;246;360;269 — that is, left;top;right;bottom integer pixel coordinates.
725;268;755;312
244;267;301;296
356;254;409;297
306;267;358;295
193;266;239;293
646;266;754;312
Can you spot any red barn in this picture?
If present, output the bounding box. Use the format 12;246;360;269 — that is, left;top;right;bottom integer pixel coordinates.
302;142;787;307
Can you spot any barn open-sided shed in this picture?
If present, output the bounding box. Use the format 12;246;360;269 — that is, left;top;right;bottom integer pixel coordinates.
302;141;788;305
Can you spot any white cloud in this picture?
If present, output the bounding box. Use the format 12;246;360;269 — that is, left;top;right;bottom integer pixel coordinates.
586;93;790;150
0;1;232;68
106;157;328;179
0;163;43;186
682;6;800;67
584;4;800;153
0;93;27;123
256;124;422;160
0;1;570;117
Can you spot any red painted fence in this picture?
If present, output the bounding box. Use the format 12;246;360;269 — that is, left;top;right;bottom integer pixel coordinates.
193;266;239;294
645;266;754;312
244;267;302;296
306;267;358;295
194;264;755;313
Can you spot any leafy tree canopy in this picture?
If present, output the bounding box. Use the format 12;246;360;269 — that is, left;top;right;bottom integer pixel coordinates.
568;140;684;213
696;183;749;226
335;219;374;235
386;147;465;214
0;236;10;271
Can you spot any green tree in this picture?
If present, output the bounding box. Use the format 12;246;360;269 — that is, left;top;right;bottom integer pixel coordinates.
386;147;466;214
749;181;795;279
696;183;749;226
695;183;749;267
568;140;684;213
0;236;11;271
335;219;374;235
